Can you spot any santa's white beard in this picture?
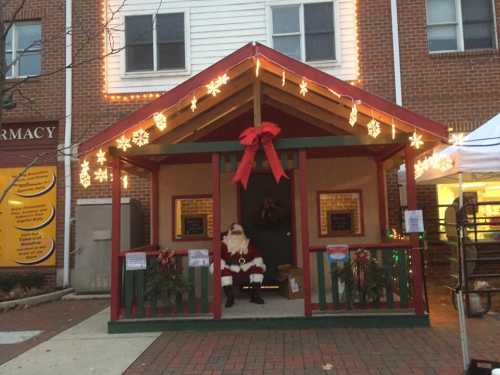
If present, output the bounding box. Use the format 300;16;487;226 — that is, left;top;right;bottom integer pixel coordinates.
224;234;249;255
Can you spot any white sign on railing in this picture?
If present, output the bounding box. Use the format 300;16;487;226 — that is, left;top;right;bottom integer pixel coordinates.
404;209;424;233
125;252;147;271
188;249;209;267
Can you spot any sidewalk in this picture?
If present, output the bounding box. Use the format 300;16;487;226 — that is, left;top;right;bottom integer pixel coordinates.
0;306;160;375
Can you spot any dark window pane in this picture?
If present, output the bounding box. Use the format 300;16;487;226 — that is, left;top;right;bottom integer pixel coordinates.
273;35;301;60
428;25;458;51
304;2;334;33
17;23;42;50
19;51;41;76
126;45;154;71
5;51;12;76
158;42;185;69
304;2;335;60
272;6;300;34
157;13;184;42
125;15;153;44
461;0;494;50
305;33;335;61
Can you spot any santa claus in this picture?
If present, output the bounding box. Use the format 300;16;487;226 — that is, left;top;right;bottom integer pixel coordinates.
210;223;266;307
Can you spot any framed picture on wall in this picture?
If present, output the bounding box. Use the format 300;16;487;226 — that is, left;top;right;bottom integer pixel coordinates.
173;195;213;241
317;190;364;237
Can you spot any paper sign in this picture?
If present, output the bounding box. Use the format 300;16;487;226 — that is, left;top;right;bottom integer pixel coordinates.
188;249;209;267
326;244;349;263
125;252;147;271
404;210;424;233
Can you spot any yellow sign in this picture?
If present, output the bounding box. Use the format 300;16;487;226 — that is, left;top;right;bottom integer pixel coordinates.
0;166;57;267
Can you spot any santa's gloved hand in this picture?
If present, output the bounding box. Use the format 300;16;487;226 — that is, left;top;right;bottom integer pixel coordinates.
240;261;252;272
229;265;241;273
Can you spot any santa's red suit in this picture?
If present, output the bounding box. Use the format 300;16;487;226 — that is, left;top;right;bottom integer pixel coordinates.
210;223;266;306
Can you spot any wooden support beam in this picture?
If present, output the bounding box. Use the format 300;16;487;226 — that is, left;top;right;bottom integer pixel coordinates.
376;161;388;238
110;156;122;321
404;145;425;316
161;87;253;144
212;153;222;319
111;134;406;157
299;150;312;317
151;168;159;248
253;79;262;127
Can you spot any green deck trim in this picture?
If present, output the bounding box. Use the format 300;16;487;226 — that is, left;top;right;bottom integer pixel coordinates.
330;262;341;310
124;270;134;318
188;267;196;314
316;252;326;310
200;268;209;313
219;154;226;173
280;151;288;170
383;250;395;309
292;151;299;169
110;135;406;157
108;314;429;334
399;251;410;308
175;256;184;313
136;271;145;318
229;153;238;172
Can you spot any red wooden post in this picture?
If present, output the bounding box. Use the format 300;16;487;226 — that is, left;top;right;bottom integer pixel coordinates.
151;168;159;248
298;149;312;317
212;153;222;319
376;161;388;239
110;156;122;321
404;145;425;315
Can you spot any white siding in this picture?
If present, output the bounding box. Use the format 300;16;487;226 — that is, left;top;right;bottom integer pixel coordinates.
105;0;358;94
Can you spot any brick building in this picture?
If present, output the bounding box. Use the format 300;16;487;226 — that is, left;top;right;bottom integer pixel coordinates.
2;0;499;288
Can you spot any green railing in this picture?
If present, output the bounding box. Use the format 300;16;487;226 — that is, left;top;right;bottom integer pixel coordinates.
310;243;414;312
119;249;212;319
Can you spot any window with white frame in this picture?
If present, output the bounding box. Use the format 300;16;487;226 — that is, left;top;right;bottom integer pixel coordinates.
4;22;42;78
426;0;496;52
125;13;186;73
271;2;336;62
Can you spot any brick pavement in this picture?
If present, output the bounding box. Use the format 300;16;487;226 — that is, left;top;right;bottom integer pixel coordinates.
0;299;108;365
123;290;500;375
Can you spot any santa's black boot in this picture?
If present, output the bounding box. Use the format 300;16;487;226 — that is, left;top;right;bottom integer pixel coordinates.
250;283;265;304
223;286;235;308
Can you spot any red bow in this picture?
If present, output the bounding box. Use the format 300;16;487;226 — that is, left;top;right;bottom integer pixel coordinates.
232;122;288;189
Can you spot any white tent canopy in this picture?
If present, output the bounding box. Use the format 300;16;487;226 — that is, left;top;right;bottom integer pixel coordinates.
399;113;500;185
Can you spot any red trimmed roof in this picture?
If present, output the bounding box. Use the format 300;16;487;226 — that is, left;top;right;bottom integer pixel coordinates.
79;43;447;156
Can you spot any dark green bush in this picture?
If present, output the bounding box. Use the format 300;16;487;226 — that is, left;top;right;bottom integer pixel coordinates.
0;273;46;292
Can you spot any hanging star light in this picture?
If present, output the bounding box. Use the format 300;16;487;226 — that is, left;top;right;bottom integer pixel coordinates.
122;174;129;189
349;104;358;127
282;70;286;86
190;96;197;112
367;119;381;138
116;135;132;151
153;112;167;131
450;132;465;146
217;73;229;86
79;160;91;188
410;130;424;150
94;167;108;183
299;80;308;96
132;128;149;147
391;122;396;140
255;58;260;77
96;149;106;165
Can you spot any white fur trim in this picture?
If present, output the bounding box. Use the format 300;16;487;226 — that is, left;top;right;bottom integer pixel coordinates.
210;260;227;274
250;273;264;283
221;275;233;287
253;257;266;272
229;265;240;273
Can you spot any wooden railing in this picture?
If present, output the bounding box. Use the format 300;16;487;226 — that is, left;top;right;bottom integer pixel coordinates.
310;243;414;312
118;248;212;319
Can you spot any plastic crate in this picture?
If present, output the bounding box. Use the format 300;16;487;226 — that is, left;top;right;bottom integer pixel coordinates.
467;359;500;375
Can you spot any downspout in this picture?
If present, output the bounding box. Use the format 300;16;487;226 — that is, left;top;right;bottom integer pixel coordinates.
390;0;403;106
63;0;72;287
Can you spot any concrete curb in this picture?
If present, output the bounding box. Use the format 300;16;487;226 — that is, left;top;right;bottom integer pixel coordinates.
62;293;110;300
0;288;74;311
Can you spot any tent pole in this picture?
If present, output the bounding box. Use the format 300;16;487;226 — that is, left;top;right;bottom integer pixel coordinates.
458;172;464;208
457;290;470;370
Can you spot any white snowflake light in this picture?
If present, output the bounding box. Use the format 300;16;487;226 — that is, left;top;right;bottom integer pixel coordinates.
392;123;396;140
282;71;286;87
94;167;108;183
153;112;167;131
96;149;106;165
122;174;129;190
450;132;465;146
367;119;381;138
255;58;260;77
206;74;230;97
79;160;91;188
132;128;149;147
349;104;357;127
410;131;424;150
190;96;197;112
299;80;308;96
116;135;132;151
